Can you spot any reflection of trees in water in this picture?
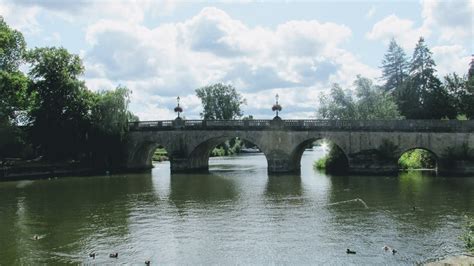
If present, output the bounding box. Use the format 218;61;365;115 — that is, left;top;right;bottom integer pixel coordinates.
168;173;237;211
0;173;155;264
326;171;474;231
264;175;303;203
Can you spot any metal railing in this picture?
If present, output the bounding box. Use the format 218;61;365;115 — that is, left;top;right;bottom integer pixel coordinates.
128;119;474;132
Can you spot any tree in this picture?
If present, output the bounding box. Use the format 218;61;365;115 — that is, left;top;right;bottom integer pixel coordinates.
27;47;93;160
402;37;456;119
0;16;30;124
443;73;469;118
89;86;136;168
318;84;356;119
196;83;246;120
0;17;32;159
318;76;402;120
354;76;403;119
381;38;409;92
91;86;134;139
466;57;474;119
0;17;26;72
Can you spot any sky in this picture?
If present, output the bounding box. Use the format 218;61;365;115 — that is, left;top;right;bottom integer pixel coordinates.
1;0;473;120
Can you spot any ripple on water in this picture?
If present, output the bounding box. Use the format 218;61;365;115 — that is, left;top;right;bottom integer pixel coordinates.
0;150;472;264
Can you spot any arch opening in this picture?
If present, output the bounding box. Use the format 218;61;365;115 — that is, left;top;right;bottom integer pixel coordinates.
151;145;169;163
132;141;171;170
190;136;268;171
293;138;349;175
293;138;349;174
398;148;437;172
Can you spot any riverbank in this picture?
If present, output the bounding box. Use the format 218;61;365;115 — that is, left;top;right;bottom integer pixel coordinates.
0;160;112;181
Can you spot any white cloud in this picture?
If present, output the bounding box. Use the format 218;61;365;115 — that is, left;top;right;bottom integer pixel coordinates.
0;0;178;34
421;0;473;43
80;7;374;120
0;1;41;34
432;45;471;77
366;14;429;50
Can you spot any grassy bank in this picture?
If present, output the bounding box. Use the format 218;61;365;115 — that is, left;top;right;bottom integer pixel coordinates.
463;217;474;254
314;147;437;173
152;148;168;162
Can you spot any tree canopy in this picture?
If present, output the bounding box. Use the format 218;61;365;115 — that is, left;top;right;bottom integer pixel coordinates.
0;16;29;124
196;83;246;120
0;17;26;72
318;76;402;120
381;38;409;92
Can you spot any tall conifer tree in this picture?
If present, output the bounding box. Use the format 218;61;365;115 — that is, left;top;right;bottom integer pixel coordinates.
381;38;409;92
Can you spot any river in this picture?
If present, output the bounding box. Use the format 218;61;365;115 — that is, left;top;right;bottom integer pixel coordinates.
0;148;472;264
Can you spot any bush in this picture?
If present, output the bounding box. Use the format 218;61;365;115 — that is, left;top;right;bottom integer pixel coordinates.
399;149;436;169
152;148;168;162
314;156;328;170
462;217;474;253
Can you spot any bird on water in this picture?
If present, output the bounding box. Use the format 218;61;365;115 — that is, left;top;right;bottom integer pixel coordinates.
346;249;356;254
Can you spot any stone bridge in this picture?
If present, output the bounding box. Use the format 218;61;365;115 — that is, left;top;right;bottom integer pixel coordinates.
125;119;474;175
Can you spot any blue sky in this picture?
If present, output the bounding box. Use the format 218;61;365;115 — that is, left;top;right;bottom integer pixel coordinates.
1;0;472;120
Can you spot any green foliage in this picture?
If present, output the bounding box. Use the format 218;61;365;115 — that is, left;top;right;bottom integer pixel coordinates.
354;76;403;119
394;37;456;119
313;155;327;170
381;38;409;92
462;217;474;253
0;16;31;125
0;16;26;72
88;86;137;167
318;84;356;119
0;70;31;124
0;122;32;159
318;76;402;120
443;73;469;118
27;47;92;160
210;138;242;157
196;83;246;120
152;148;168;162
398;149;436;169
465;72;474;119
91;86;133;139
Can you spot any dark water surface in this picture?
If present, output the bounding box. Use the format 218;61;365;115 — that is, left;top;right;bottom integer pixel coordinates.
0;148;473;264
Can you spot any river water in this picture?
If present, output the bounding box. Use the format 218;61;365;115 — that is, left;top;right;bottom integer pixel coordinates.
0;148;472;264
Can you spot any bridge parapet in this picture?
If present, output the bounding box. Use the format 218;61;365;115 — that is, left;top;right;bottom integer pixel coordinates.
129;119;474;132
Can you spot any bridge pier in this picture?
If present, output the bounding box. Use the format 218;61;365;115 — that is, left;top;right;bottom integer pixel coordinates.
267;158;298;173
170;157;209;173
438;159;474;176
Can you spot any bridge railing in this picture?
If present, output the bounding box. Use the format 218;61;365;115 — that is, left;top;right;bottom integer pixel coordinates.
128;119;474;132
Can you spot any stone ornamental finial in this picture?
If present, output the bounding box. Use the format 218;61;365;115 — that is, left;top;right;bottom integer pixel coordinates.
272;93;282;118
174;96;183;119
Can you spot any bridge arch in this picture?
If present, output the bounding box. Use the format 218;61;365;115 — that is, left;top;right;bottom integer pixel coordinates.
186;134;269;172
127;140;173;170
397;147;438;171
290;136;349;173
